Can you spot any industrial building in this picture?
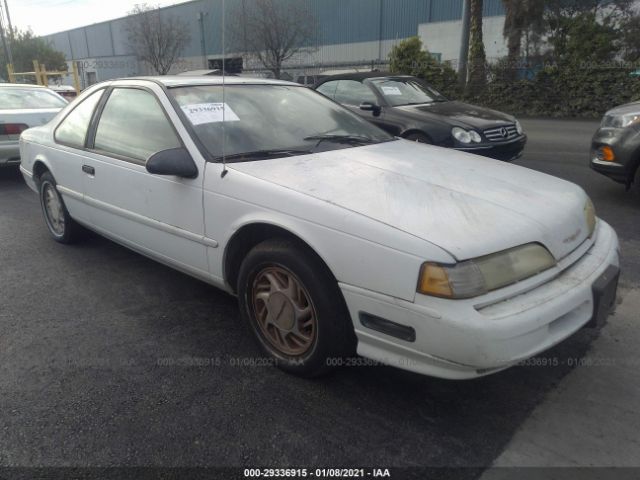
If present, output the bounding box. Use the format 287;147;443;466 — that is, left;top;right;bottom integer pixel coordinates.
42;0;508;88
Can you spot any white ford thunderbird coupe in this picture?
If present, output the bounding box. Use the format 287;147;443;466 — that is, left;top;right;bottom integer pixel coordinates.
20;77;620;379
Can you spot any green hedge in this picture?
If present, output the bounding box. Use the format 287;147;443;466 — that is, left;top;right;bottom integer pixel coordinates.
467;65;640;118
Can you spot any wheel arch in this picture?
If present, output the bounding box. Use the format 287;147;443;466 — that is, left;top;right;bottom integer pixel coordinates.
31;158;52;184
223;221;338;294
400;129;434;143
628;145;640;188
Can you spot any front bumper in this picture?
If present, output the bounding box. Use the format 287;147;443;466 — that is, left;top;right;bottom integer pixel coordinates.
341;220;619;379
590;127;638;185
456;135;527;162
0;141;20;166
20;165;38;192
589;157;629;184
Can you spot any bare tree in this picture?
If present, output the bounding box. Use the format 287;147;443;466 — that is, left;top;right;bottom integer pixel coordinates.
229;0;317;79
125;4;190;75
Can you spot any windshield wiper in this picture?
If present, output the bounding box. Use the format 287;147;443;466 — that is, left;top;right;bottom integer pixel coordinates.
214;149;312;162
303;134;376;149
399;98;448;106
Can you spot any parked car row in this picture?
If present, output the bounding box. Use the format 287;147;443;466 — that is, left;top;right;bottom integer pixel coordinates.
16;76;619;381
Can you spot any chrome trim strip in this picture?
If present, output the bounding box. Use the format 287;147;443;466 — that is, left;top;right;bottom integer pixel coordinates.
56;185;218;248
56;184;83;201
591;159;624;167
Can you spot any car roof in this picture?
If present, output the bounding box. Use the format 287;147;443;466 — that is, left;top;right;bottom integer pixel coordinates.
0;83;48;89
121;75;298;88
314;71;414;85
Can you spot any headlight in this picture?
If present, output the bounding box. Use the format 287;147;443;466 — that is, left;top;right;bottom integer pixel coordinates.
602;113;640;128
585;198;596;238
417;243;556;299
515;120;523;135
452;127;482;144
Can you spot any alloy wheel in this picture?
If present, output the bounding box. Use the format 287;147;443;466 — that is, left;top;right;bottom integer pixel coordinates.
42;182;65;236
251;266;317;356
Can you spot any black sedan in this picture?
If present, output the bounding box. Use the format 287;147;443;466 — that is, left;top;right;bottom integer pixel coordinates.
590;101;640;194
314;72;526;161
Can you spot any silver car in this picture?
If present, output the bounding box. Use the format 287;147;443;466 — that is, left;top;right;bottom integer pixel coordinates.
1;83;67;167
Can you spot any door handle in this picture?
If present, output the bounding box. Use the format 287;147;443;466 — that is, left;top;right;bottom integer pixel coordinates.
82;165;95;175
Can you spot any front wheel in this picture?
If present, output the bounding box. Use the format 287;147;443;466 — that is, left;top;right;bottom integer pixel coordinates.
632;166;640;199
237;238;355;377
38;171;82;244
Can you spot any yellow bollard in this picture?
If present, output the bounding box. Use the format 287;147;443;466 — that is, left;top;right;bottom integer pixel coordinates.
7;63;15;83
32;60;41;85
40;64;48;86
71;61;80;95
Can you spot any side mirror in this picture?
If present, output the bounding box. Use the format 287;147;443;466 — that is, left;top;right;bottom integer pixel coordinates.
146;147;198;178
360;101;381;116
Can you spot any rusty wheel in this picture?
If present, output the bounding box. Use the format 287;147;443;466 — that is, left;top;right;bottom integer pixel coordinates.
251;266;317;356
238;237;356;376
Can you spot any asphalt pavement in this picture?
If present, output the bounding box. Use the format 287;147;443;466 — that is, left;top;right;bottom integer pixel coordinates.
0;119;638;478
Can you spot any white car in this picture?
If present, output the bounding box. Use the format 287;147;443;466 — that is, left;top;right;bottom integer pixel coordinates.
1;83;67;167
19;77;620;379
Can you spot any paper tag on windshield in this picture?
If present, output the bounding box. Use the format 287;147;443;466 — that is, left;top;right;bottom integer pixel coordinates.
381;86;402;95
181;103;240;125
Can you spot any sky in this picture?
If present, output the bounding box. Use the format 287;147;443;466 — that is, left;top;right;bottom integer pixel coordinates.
5;0;194;36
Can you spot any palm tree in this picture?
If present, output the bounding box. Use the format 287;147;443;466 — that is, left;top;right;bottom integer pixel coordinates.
502;0;545;79
503;0;525;68
467;0;487;96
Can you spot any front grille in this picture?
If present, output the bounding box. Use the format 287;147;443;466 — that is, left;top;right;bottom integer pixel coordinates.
484;124;519;142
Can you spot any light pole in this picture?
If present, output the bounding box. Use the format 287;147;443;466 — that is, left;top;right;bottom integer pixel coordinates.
0;2;13;70
3;0;12;38
198;11;208;69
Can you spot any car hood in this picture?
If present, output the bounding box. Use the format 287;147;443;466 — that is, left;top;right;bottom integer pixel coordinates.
605;101;640;116
394;101;516;130
229;140;590;261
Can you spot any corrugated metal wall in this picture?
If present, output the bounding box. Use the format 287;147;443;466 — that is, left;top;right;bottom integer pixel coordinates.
43;0;505;60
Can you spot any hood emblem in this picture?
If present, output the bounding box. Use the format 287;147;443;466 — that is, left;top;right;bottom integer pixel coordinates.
500;127;508;138
563;228;582;244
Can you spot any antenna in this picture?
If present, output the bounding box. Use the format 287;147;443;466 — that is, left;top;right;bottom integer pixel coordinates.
221;0;228;178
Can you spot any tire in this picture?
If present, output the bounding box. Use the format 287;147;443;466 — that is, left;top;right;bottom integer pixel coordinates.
632;165;640;199
237;237;355;377
38;171;82;244
404;132;431;144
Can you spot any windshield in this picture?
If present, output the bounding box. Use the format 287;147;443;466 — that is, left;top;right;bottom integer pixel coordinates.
0;88;68;109
169;84;394;161
371;78;447;107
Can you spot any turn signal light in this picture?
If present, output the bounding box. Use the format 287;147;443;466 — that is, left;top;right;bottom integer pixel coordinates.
418;263;454;298
598;146;615;162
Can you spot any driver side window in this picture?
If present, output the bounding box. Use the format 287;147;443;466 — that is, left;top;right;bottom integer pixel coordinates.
93;88;181;163
316;80;339;100
334;80;378;106
54;89;104;148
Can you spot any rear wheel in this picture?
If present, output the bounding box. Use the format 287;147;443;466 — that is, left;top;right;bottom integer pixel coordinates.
237;238;355;377
404;132;431;144
38;171;82;244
